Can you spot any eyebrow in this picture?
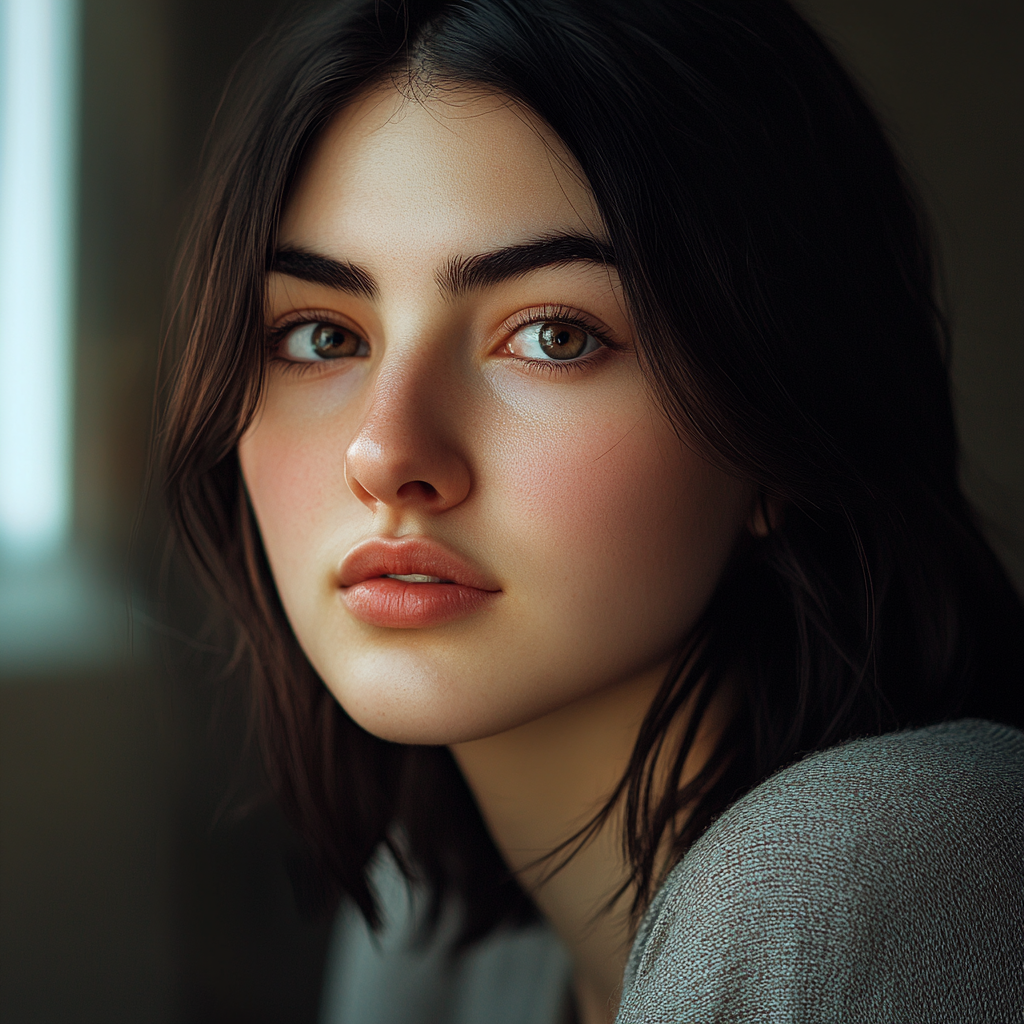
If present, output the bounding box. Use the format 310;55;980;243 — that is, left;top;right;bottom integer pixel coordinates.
270;247;376;297
270;233;616;301
438;233;616;297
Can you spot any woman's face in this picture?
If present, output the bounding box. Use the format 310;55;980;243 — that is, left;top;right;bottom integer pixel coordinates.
239;83;754;745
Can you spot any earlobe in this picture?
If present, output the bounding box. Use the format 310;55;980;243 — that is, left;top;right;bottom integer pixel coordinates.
748;492;784;538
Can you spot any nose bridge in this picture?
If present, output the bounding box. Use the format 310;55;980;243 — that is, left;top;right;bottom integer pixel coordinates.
360;336;447;447
344;329;471;512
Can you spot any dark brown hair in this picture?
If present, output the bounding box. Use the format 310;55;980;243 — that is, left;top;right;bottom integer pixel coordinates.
160;0;1024;946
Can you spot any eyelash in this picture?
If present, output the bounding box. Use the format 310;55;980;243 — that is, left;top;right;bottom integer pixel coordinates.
266;303;617;377
266;310;359;376
500;303;618;376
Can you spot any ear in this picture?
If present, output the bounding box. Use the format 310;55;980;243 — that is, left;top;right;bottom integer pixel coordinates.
747;491;784;538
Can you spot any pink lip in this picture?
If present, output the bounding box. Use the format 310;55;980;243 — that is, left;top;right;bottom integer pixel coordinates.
338;536;500;629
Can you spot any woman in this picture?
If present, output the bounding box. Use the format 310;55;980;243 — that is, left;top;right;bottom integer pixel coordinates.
160;0;1024;1020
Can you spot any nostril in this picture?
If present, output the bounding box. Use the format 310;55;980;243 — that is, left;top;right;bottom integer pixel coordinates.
396;480;439;502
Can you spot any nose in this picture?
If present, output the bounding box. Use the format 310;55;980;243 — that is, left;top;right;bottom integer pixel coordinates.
344;360;472;515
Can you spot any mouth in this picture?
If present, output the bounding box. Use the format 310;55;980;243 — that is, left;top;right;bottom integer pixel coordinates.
382;573;450;584
338;537;499;628
339;535;497;590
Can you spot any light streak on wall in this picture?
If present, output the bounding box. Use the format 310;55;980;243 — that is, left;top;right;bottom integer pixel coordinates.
0;0;78;557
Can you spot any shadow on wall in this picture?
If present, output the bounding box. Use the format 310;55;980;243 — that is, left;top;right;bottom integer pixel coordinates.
796;0;1024;589
1;1;334;1022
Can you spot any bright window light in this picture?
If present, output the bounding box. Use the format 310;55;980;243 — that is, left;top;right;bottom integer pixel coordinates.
0;0;78;558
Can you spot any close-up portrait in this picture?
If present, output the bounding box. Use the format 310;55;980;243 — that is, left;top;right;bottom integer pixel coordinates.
0;1;1021;1022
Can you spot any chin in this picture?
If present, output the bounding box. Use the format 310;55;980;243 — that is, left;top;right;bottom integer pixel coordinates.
335;693;515;747
314;647;584;747
314;656;511;746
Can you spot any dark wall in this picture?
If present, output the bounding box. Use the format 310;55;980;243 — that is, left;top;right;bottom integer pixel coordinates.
2;2;332;1023
799;0;1023;587
0;2;1019;1022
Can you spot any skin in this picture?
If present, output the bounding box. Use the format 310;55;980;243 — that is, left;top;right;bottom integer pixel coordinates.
239;82;758;1023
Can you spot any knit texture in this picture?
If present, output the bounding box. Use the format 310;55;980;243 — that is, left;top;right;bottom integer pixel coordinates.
615;719;1024;1024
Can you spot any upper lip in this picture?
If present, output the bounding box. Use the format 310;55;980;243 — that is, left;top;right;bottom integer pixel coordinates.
338;536;499;591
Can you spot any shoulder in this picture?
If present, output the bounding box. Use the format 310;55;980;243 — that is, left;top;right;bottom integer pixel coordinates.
617;720;1024;1024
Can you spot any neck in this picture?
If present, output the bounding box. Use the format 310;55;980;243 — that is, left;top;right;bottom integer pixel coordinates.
450;663;731;1024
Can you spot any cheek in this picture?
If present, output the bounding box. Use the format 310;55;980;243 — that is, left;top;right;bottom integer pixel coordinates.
237;378;363;586
490;391;746;645
242;433;334;526
498;417;658;551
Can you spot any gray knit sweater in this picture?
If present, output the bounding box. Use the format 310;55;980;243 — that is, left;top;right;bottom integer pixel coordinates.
321;719;1024;1023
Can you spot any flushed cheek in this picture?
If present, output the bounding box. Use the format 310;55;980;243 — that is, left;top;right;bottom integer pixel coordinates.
491;402;743;647
509;424;675;536
238;389;364;585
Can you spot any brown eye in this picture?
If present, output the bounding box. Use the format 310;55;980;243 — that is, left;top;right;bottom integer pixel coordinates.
507;319;603;363
282;321;369;362
311;323;364;358
538;322;590;360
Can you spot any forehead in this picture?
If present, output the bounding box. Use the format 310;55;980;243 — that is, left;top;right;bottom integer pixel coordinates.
278;82;604;259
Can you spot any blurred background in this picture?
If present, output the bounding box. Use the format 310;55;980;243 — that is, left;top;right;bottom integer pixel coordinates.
0;0;1020;1021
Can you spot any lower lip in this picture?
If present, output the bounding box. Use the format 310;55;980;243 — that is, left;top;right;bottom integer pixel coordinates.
340;578;499;628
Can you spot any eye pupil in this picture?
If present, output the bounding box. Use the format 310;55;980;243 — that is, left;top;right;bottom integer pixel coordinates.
538;322;588;360
312;323;360;358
